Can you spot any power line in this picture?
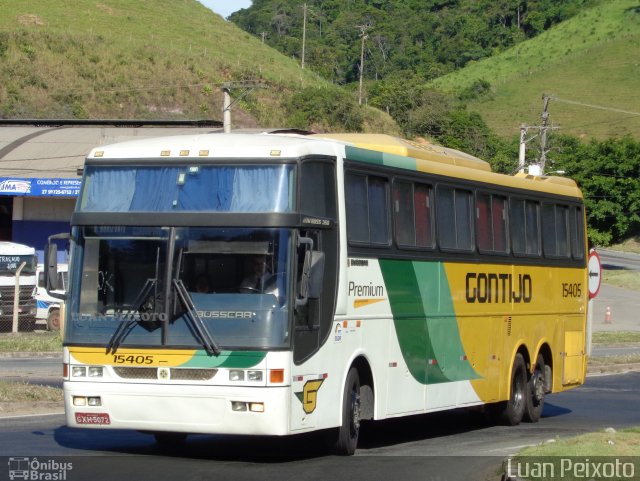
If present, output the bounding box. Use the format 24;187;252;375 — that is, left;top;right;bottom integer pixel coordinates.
548;96;640;117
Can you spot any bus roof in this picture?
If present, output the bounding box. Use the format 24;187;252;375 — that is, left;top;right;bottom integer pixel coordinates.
86;131;582;200
311;133;491;171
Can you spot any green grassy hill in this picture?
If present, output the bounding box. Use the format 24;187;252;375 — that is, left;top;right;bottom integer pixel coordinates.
430;0;640;140
0;0;398;133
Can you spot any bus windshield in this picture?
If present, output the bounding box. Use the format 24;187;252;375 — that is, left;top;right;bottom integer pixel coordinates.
67;226;292;351
79;164;295;213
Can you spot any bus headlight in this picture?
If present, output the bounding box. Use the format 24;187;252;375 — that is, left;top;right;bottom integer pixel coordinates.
72;366;87;377
229;370;244;382
88;367;103;377
247;370;263;382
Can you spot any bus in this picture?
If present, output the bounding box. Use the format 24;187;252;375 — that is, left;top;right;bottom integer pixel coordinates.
0;242;37;332
45;132;587;454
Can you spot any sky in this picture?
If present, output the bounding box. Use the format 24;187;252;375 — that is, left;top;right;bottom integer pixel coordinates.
198;1;253;19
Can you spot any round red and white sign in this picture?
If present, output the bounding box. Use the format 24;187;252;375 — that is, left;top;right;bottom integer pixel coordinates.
588;249;602;299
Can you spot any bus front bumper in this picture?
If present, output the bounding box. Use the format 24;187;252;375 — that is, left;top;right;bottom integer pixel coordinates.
64;381;291;436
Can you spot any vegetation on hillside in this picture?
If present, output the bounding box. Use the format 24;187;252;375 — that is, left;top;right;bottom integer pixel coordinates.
1;0;638;245
435;0;640;140
0;0;398;133
231;0;595;84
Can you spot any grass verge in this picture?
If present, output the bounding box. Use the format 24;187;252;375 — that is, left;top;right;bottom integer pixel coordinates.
592;331;640;344
0;380;63;403
602;269;640;291
608;237;640;255
0;331;62;353
505;428;640;480
588;354;640;367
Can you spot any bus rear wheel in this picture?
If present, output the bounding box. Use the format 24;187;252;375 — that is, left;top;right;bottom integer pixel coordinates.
334;367;361;455
499;353;527;426
47;309;60;331
524;353;546;423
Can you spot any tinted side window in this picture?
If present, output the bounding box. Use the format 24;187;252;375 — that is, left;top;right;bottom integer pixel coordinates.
345;172;390;246
511;198;540;257
477;192;508;254
542;204;570;258
571;206;586;260
300;161;336;219
437;186;473;251
393;181;415;246
345;173;368;243
393;181;434;249
414;184;434;248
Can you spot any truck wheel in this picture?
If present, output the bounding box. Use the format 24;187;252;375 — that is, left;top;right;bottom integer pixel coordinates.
47;309;61;331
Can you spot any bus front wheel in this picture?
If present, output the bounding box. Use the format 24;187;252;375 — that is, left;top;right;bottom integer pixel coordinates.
500;353;527;426
334;367;361;455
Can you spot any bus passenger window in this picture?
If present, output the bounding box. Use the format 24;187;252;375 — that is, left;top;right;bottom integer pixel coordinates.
511;198;540;257
542;204;570;258
393;181;415;246
414;184;433;248
345;173;390;246
571;206;586;260
437;186;473;251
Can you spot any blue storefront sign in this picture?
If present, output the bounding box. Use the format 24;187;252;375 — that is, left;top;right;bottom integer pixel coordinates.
0;177;81;197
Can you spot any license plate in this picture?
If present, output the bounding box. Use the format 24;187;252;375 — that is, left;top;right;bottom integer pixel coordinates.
75;412;111;425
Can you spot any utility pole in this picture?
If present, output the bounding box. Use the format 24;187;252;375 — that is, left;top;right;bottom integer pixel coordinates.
221;81;266;133
301;3;307;69
538;94;551;174
518;124;527;173
356;23;370;106
517;95;559;175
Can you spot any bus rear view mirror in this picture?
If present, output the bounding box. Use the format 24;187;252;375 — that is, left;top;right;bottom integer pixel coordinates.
45;244;58;291
306;251;325;299
297;250;324;307
45;233;70;299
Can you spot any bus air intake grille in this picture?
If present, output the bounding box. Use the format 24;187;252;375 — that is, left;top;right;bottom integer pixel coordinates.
113;366;218;381
170;368;218;381
113;367;157;379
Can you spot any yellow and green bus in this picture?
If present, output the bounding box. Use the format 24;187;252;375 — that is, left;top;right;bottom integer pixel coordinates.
46;132;587;455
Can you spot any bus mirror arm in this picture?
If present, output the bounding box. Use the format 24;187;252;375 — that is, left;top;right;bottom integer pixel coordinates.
45;233;70;300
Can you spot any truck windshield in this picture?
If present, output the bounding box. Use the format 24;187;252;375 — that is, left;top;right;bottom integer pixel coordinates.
0;255;37;275
67;226;292;350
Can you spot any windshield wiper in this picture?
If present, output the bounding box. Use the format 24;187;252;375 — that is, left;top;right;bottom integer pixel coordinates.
106;278;158;355
172;279;221;356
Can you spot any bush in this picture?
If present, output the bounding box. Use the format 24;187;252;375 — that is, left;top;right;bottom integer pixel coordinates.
284;86;364;132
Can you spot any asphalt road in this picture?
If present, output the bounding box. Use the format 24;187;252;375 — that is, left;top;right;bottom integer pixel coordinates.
598;248;640;272
1;372;639;481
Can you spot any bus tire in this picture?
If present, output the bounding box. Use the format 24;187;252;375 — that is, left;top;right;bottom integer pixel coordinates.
47;309;61;331
524;353;546;423
500;353;527;426
334;367;361;455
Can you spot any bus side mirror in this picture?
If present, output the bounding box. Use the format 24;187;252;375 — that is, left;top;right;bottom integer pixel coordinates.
45;243;59;291
45;233;70;300
296;250;324;307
